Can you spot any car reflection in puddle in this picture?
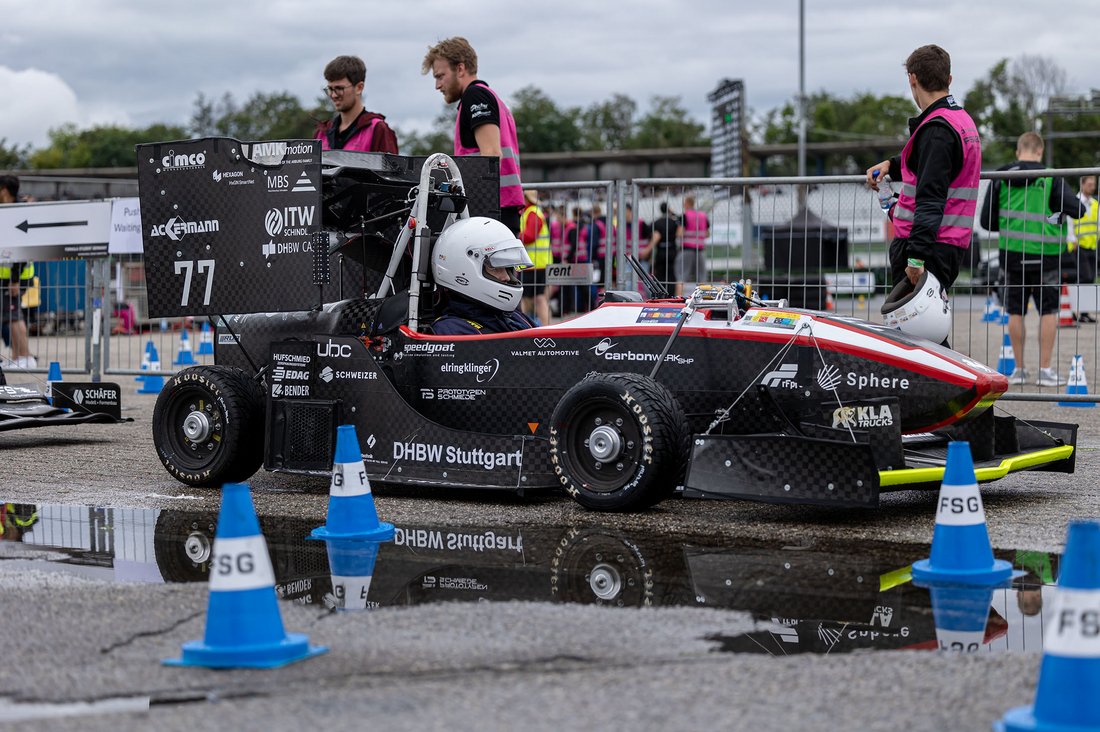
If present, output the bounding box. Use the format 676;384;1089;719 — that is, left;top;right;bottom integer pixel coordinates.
1;500;1058;655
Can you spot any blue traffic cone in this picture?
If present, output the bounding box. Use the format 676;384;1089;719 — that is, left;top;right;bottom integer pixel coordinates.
310;424;395;541
164;482;327;669
1059;354;1094;408
136;340;155;382
173;328;196;366
325;538;387;611
911;441;1014;585
997;519;1100;732
981;296;1001;323
996;334;1016;377
46;361;62;405
920;582;996;653
197;321;214;355
138;344;164;394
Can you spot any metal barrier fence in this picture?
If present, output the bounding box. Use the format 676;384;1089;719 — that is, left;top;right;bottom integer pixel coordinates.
7;168;1099;404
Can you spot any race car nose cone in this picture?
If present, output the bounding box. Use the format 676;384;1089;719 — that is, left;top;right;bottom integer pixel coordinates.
589;425;622;462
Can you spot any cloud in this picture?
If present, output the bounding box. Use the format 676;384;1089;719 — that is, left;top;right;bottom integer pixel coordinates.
0;66;82;149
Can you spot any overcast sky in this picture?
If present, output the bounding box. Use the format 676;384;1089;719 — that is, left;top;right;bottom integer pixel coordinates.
2;0;1098;152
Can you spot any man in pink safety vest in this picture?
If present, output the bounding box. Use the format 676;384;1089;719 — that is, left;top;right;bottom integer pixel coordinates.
422;37;525;236
865;45;981;349
314;55;399;154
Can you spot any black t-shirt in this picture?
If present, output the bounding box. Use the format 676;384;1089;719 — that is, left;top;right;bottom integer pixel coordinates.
651;216;679;248
458;81;500;149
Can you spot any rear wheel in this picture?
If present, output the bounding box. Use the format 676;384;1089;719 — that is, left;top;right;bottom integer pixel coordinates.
549;373;688;511
152;365;265;486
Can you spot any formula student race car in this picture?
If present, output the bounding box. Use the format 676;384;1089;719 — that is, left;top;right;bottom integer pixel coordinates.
139;139;1076;511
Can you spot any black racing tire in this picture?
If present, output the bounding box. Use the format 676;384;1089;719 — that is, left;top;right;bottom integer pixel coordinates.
549;527;657;607
549;372;688;511
153;510;217;583
152;365;266;487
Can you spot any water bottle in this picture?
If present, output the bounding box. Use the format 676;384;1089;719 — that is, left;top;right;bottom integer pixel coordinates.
873;171;896;213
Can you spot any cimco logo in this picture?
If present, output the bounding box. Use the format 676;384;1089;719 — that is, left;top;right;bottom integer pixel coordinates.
160;150;206;170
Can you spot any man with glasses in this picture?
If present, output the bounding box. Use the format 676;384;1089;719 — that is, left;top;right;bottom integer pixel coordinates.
314;55;398;153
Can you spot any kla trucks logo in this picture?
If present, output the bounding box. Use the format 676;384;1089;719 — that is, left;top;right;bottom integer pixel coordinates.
149;216;220;241
159;149;206;171
832;404;895;429
264;206;315;237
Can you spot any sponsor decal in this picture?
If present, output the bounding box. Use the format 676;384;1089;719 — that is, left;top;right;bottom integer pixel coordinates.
271;383;310;398
291;171;316;192
393;441;522;469
271;365;309;383
72;386;119;404
436;388;487;401
248;140;315;165
636;307;681;323
422;576;488;591
264;205;315;237
510;346;580;357
403;342;455;356
266;173;290;191
846;372;910;390
149;216;219;241
273;352;311;365
760;363;799;389
816;364;842;391
395;526;524;553
420;388;434;400
218;333;240;346
534;338;556;348
317;339;352;358
469;102;492;120
159;149;206;171
745;310;799;329
262;239;313;258
831;404;894;429
212;169;246;183
588;337;693;365
870;605;895;628
318;366;378;382
440;358;499;383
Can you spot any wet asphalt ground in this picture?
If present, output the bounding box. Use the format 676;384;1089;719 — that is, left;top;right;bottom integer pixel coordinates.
2;313;1100;730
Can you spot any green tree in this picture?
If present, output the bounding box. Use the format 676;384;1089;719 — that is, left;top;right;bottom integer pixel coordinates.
511;85;582;153
963;55;1069;167
0;138;30;169
580;94;636;150
629;95;708;149
28;123;187;169
189;91;325;140
753;90;912;173
398;106;456;156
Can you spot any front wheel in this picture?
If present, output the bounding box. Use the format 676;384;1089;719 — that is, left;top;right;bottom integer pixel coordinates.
549;373;688;511
152;365;265;486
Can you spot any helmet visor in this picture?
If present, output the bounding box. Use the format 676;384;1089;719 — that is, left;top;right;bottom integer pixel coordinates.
486;246;534;269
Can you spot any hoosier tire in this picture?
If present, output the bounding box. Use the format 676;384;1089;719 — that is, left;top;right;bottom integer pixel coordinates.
152;365;266;487
549;372;688;511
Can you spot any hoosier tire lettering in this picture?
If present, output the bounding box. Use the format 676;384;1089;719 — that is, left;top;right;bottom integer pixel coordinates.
548;373;688;512
152;365;266;487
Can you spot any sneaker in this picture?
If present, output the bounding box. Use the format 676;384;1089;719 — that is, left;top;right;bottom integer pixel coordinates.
1007;368;1030;385
1081;313;1097;323
12;356;37;370
1037;368;1064;387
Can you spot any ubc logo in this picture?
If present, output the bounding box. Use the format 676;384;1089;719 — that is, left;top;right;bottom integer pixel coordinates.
318;339;352;358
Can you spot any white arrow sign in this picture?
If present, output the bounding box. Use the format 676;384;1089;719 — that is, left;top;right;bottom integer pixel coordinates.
0;200;112;260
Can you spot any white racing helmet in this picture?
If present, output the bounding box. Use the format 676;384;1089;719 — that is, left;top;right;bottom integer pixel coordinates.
432;216;534;311
881;270;951;343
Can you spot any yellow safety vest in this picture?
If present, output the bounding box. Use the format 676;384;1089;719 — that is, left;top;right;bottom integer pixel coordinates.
1070;197;1098;252
519;204;552;269
0;262;34;282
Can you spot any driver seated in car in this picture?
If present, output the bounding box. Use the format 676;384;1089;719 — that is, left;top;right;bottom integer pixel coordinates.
428;216;537;335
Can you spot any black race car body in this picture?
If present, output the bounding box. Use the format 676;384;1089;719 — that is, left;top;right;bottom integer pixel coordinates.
141;141;1076;511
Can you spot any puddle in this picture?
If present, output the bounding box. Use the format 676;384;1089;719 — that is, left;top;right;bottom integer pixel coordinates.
1;500;1059;655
